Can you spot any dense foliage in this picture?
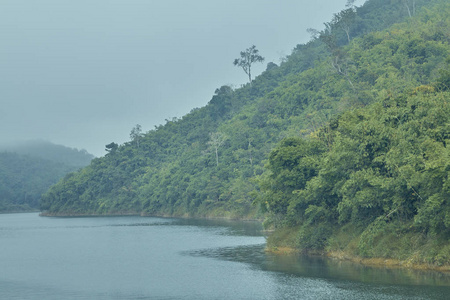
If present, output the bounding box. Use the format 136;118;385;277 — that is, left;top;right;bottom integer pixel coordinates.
40;0;449;265
0;142;94;212
257;89;449;264
254;0;450;265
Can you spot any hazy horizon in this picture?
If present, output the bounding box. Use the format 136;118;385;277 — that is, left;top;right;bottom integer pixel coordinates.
1;0;365;157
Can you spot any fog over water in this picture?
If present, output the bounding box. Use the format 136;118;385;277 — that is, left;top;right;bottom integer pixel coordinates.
0;0;365;157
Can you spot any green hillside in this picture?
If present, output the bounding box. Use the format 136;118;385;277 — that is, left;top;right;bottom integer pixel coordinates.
41;0;449;267
0;141;94;212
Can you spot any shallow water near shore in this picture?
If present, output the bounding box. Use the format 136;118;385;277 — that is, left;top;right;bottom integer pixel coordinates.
0;213;448;299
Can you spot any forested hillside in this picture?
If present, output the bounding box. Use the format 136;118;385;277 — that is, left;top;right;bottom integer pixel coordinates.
41;0;449;266
0;141;94;212
1;140;94;168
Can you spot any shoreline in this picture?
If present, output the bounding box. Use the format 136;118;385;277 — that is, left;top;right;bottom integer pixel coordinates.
326;251;450;273
1;210;40;214
38;211;264;222
266;246;450;273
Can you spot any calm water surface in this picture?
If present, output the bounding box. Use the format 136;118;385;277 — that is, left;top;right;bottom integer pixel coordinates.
0;213;449;299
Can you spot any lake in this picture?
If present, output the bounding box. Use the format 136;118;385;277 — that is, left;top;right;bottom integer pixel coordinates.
0;213;448;299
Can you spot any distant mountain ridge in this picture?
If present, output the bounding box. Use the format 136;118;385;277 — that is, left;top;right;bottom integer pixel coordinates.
0;140;94;167
0;140;94;212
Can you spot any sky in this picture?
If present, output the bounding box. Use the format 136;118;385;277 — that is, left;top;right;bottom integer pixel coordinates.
0;0;365;157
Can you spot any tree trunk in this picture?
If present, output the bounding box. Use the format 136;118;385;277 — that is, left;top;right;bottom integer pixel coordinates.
403;0;412;17
344;28;351;43
215;147;219;167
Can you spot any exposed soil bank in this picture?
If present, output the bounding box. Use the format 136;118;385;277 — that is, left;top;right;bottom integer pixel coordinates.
266;246;450;273
326;251;450;272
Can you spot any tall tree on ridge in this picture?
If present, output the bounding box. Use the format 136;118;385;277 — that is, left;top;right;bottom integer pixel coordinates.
233;45;265;85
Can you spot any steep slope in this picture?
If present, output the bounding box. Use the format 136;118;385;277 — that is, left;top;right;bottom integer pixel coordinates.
254;3;450;267
42;0;448;221
258;88;449;266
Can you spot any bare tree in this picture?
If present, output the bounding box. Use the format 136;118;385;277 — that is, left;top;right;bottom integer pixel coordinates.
332;7;357;43
233;45;265;85
207;132;227;167
402;0;416;17
248;139;254;166
318;23;356;91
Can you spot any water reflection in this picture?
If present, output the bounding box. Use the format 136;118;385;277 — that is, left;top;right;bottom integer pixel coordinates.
185;243;450;299
2;213;450;299
171;217;265;237
173;217;450;289
187;243;450;288
266;253;450;287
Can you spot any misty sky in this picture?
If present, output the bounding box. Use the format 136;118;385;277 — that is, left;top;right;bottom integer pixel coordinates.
1;0;365;157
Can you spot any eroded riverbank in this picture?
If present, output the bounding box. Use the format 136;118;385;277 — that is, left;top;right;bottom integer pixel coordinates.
266;246;450;273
